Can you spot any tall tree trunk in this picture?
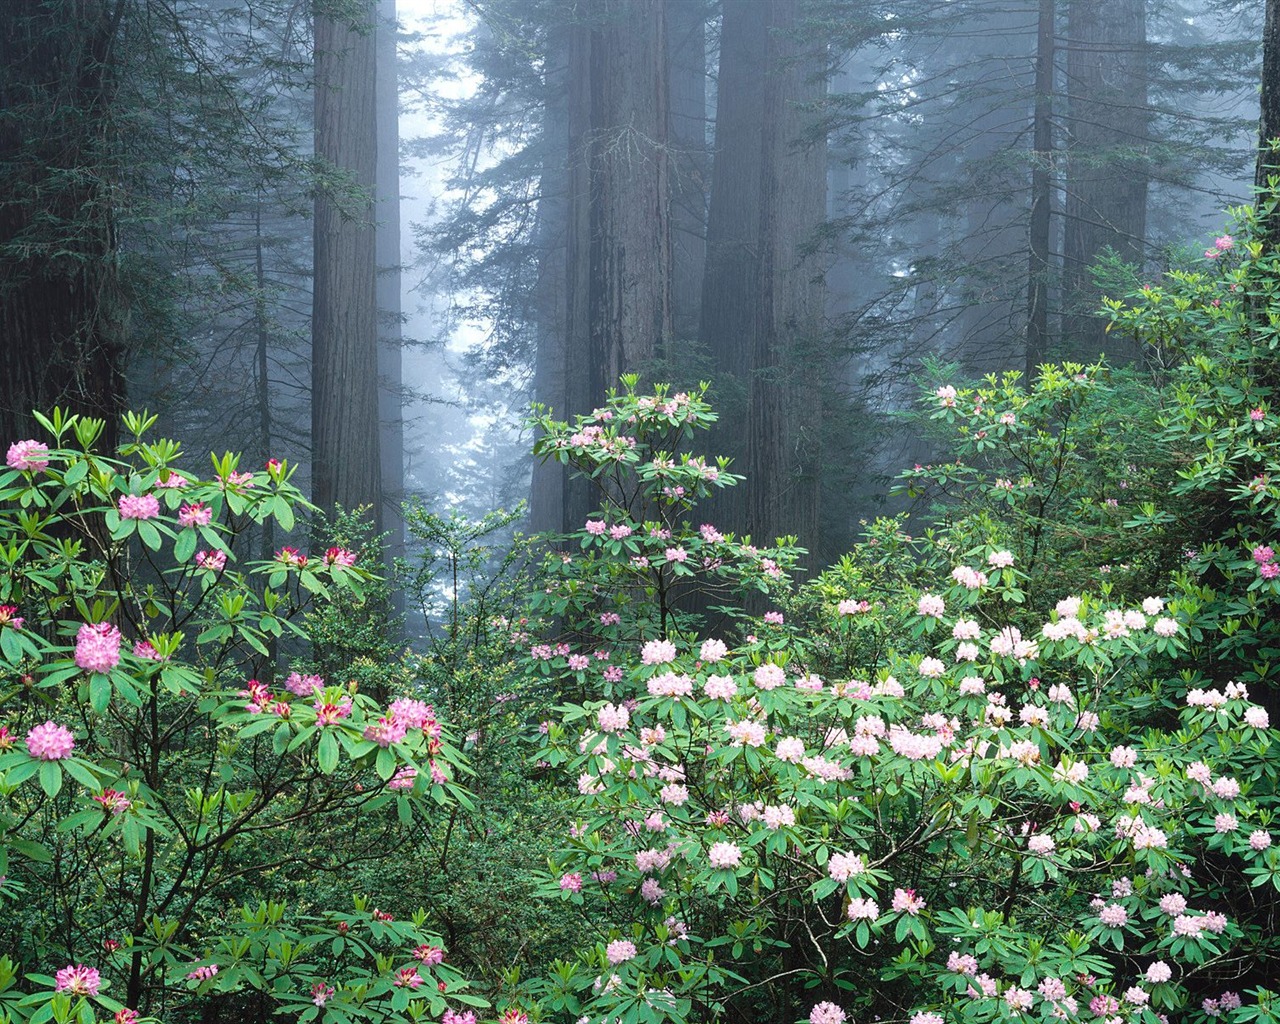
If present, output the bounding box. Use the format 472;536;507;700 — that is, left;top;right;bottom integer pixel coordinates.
313;0;382;527
701;0;826;551
1258;0;1280;247
376;0;404;604
667;0;709;344
1062;0;1148;364
563;0;672;525
0;2;127;450
1025;0;1054;379
529;21;571;535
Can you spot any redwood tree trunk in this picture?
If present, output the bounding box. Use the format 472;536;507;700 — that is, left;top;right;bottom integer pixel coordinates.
701;0;826;551
376;0;404;600
0;1;128;450
1025;0;1054;379
1062;0;1148;364
1258;0;1280;247
562;0;672;526
312;0;382;527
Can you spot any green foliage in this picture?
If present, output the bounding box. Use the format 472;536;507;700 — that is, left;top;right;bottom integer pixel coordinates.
0;412;480;1024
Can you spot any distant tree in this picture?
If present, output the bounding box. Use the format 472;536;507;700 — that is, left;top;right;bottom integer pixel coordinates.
312;0;382;526
0;3;132;449
701;0;826;550
1259;0;1280;245
1061;0;1149;363
377;0;406;596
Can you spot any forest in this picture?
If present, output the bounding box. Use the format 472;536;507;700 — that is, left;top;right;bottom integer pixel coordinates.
2;0;1280;1023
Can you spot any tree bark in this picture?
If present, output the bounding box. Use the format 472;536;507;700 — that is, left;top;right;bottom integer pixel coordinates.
1025;0;1054;379
667;0;709;343
530;20;571;535
701;0;826;550
1258;0;1280;247
376;0;404;600
562;0;672;526
0;1;128;450
1062;0;1148;364
312;0;382;528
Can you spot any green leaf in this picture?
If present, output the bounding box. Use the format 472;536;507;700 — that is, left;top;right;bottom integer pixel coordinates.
318;731;339;774
174;528;197;564
273;496;295;532
90;672;111;713
39;760;63;797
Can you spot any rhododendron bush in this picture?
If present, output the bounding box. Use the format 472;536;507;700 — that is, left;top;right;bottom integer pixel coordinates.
0;411;482;1024
519;382;1279;1024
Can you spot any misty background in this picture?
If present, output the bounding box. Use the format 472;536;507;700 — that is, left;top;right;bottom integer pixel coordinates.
0;0;1266;627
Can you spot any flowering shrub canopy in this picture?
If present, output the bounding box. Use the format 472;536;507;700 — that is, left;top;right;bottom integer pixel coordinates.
0;410;482;1024
520;374;1280;1024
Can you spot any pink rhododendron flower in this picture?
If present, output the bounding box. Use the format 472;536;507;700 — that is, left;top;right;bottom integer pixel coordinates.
1098;903;1127;927
54;964;100;996
753;663;786;690
1244;706;1270;728
1004;986;1034;1011
704;674;736;700
285;672;324;697
412;944;444;964
116;1010;140;1024
584;520;606;536
1027;834;1055;856
597;702;629;733
187;965;219;982
641;639;677;665
26;721;75;760
847;897;879;921
1249;830;1272;850
605;939;636;964
988;550;1014;568
699;638;728;662
725;719;767;746
393;967;422;989
827;852;865;881
387;767;417;790
891;887;926;914
363;716;407;747
323;547;357;567
916;593;945;617
92;789;131;814
708;841;741;869
763;610;784;625
76;621;121;673
560;872;582;893
7;439;49;472
196;549;227;572
132;639;163;661
947;952;978;975
910;1013;943;1024
311;983;335;1007
276;546;307;567
918;657;946;678
177;502;212;528
775;736;806;762
118;493;160;520
809;1002;847;1024
313;696;352;726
